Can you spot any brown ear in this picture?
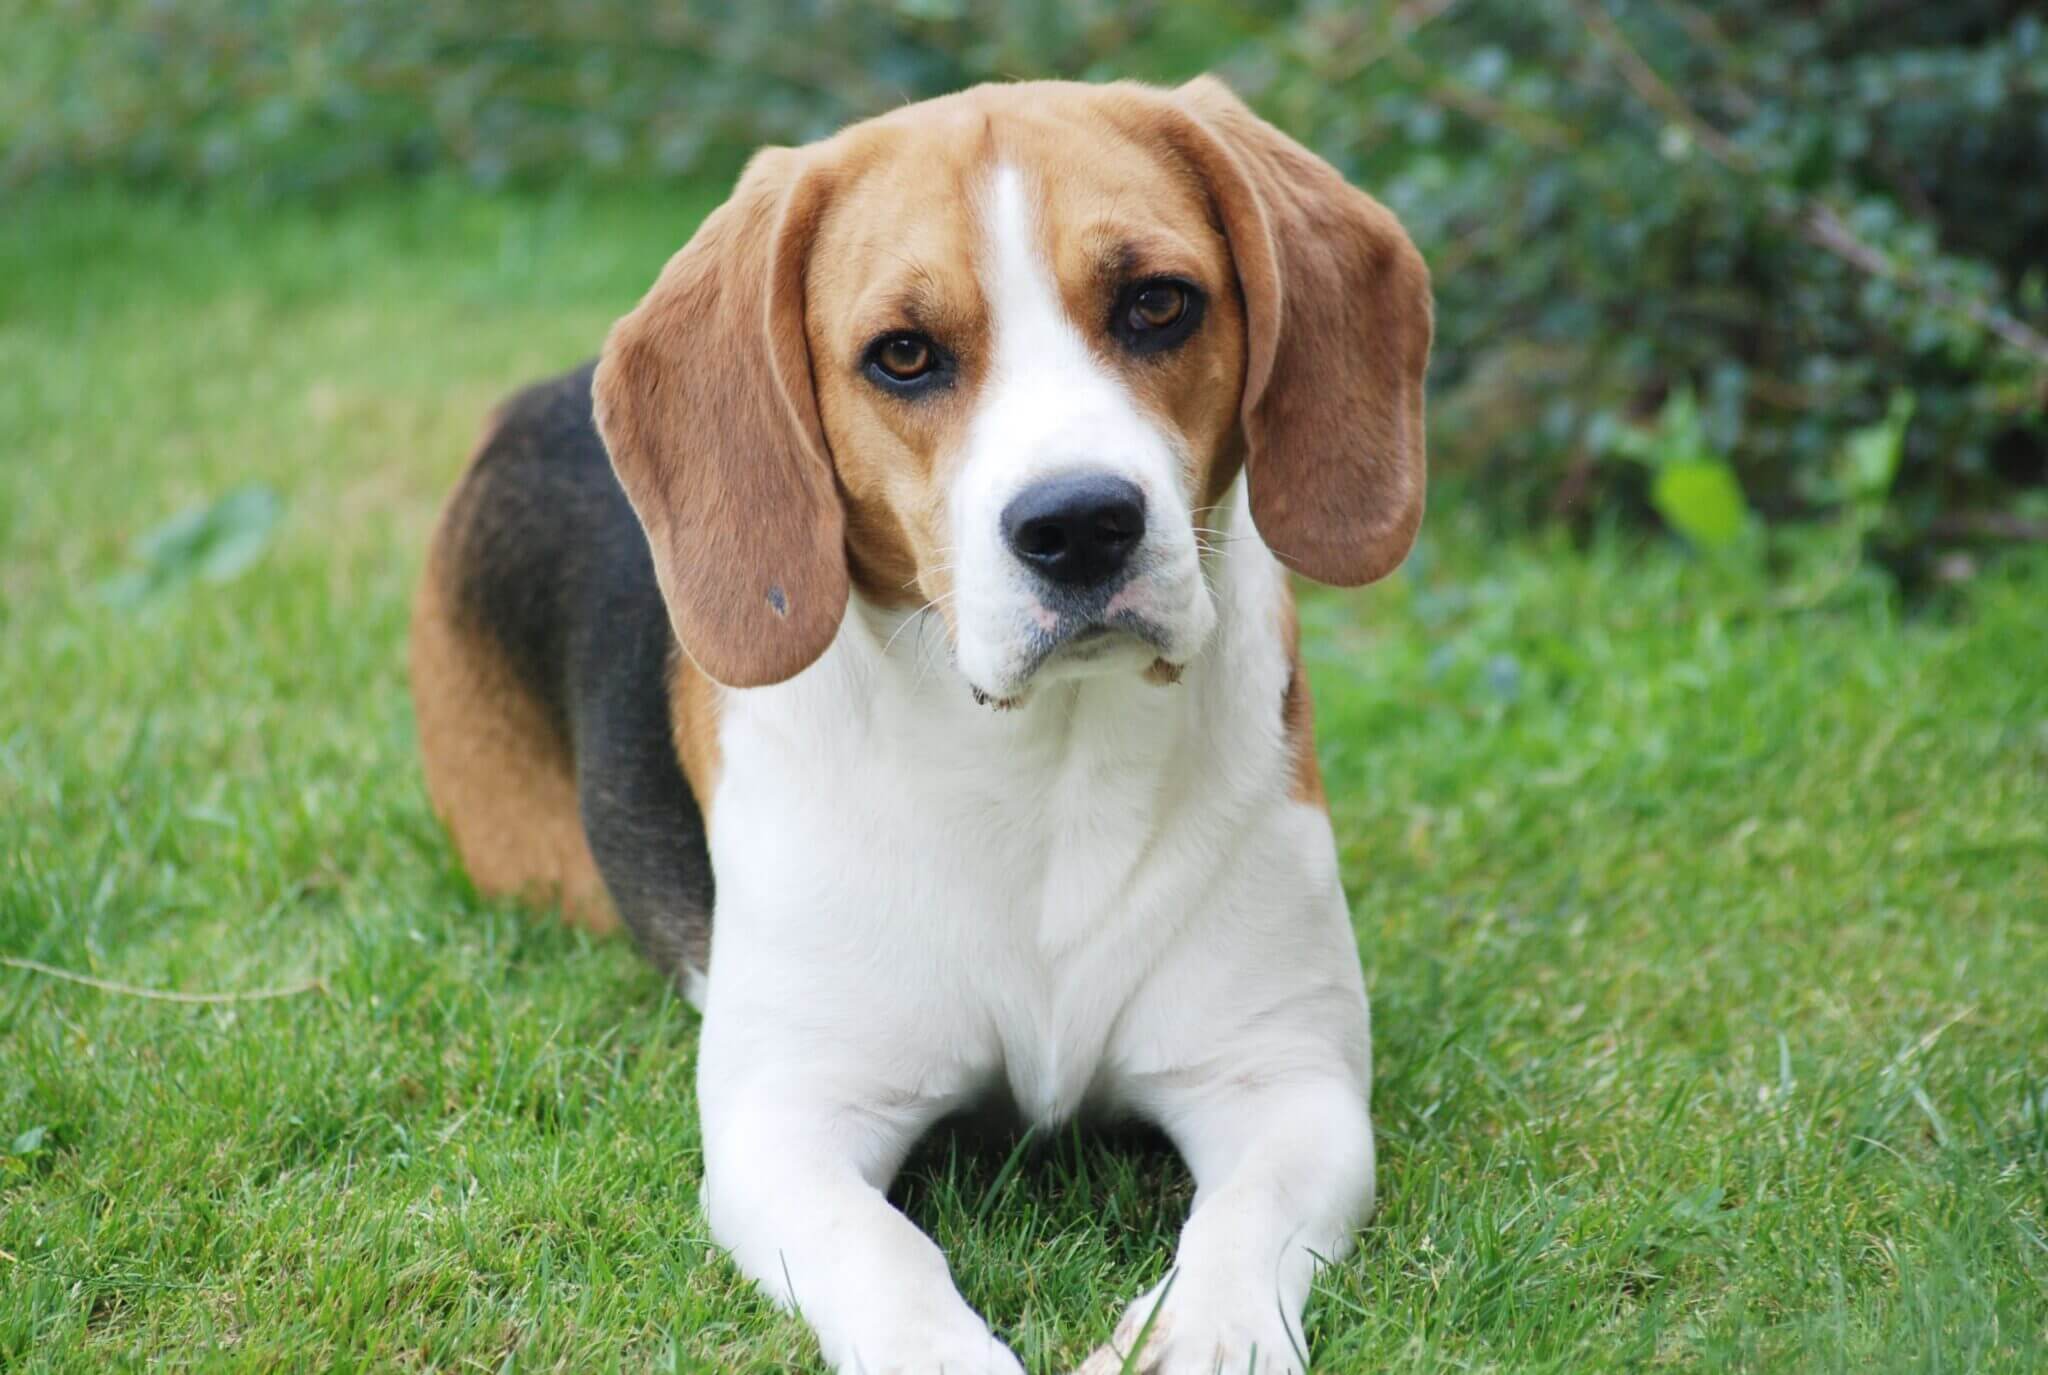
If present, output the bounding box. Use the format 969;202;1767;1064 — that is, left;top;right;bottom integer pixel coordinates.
593;148;847;688
1170;76;1432;586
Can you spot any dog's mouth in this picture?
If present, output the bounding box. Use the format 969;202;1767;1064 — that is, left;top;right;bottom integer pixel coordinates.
968;609;1177;709
1061;621;1123;651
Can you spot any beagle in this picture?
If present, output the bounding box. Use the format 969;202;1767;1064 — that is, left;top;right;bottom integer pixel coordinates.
411;77;1430;1374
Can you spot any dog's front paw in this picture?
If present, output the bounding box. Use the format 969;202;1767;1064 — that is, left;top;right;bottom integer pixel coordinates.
841;1316;1026;1375
1070;1279;1305;1375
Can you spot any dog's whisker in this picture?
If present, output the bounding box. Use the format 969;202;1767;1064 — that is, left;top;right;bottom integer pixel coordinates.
899;561;963;590
881;594;956;656
910;612;955;695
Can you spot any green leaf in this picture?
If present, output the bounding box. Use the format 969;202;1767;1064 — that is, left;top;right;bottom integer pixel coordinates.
1653;459;1750;550
1837;390;1915;503
10;1125;47;1155
1612;387;1715;470
98;484;284;605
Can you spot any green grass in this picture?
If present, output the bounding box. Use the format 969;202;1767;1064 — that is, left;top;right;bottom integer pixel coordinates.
2;183;2045;1373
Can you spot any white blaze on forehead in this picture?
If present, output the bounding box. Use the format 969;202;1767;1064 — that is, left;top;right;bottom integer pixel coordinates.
967;163;1128;452
979;164;1096;385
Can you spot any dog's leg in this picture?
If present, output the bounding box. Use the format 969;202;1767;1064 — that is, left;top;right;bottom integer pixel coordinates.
1076;1074;1374;1375
701;1080;1025;1375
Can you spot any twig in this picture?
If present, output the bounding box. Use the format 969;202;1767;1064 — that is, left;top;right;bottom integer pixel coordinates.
1321;0;1464;84
1651;0;1745;86
1926;510;2048;544
0;957;326;1005
1564;0;2048;370
1795;205;2048;368
1387;44;1580;152
1566;0;1752;170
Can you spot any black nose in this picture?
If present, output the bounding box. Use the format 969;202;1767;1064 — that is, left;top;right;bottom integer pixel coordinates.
1001;474;1147;588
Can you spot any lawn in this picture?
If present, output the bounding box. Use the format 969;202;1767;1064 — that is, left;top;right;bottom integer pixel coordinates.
2;183;2044;1374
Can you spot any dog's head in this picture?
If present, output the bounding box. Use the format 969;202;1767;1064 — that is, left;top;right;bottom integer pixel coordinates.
594;78;1431;702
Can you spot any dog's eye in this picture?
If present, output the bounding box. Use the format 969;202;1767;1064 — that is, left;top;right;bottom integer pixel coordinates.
1129;283;1186;330
1112;278;1204;356
869;333;936;383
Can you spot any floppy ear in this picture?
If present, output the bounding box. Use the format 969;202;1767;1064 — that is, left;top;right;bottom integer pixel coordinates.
593;148;847;688
1170;76;1432;586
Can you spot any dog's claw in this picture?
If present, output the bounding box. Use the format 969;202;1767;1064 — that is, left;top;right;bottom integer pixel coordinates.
1068;1306;1170;1375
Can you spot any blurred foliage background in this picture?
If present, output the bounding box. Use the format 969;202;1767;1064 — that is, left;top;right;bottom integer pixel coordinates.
8;0;2046;575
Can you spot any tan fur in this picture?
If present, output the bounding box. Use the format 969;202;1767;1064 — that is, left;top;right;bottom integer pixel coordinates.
409;518;618;933
805;121;993;621
1278;593;1327;810
668;653;724;821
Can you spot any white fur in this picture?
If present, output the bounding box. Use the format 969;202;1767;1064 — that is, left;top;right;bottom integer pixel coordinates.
691;165;1376;1375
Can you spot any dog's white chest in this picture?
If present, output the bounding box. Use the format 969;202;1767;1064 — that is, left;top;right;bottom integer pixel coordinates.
975;747;1175;1122
903;678;1205;1123
708;634;1270;1128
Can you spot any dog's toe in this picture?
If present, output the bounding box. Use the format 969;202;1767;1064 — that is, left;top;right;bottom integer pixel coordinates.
1069;1289;1304;1375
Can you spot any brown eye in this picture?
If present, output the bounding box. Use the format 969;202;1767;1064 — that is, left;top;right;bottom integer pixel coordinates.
1113;278;1203;355
1129;282;1186;330
874;334;933;381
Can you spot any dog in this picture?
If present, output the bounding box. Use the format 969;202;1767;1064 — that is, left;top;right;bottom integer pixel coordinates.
410;76;1430;1374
